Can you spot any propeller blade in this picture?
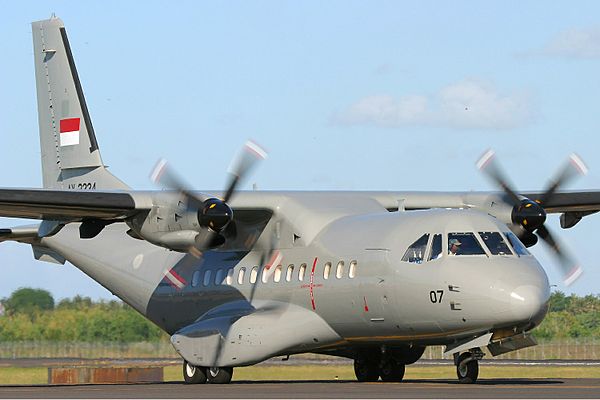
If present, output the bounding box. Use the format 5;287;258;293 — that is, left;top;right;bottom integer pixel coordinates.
150;158;206;208
476;149;521;206
223;140;267;203
536;225;583;286
188;230;226;259
538;153;588;205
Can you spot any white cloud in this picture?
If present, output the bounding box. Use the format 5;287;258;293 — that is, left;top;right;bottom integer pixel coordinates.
542;27;600;59
333;79;533;130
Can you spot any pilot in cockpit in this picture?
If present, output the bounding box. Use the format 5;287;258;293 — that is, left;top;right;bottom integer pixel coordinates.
448;238;462;255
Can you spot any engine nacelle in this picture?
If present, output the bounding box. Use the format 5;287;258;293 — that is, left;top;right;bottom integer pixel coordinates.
127;203;201;251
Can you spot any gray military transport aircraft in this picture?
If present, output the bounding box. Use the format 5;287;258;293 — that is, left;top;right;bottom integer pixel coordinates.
2;16;600;385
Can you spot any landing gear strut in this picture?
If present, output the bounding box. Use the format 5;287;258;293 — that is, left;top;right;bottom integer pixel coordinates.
455;348;484;384
182;361;233;384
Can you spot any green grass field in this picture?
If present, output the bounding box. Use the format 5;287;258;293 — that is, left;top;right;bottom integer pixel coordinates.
1;364;599;385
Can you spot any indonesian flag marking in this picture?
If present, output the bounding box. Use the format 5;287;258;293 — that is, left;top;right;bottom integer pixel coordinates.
163;268;187;290
59;118;80;146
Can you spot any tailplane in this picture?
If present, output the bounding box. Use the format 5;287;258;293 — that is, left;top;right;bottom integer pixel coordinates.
32;16;128;190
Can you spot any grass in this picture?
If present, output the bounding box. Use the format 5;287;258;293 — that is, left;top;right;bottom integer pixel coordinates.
1;364;599;385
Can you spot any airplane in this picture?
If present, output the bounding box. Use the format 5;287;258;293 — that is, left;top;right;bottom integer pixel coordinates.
2;15;600;385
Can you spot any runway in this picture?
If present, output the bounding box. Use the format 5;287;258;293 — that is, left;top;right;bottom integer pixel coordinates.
1;379;600;399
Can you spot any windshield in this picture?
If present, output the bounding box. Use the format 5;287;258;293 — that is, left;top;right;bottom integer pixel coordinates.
401;233;429;264
448;232;486;256
479;232;513;255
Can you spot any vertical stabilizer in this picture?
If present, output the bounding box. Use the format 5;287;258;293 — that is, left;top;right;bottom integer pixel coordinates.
32;16;128;190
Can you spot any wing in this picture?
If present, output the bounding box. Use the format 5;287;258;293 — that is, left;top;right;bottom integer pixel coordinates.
521;190;600;213
0;188;137;221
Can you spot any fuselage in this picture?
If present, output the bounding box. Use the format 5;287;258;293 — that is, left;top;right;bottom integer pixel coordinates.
39;199;550;364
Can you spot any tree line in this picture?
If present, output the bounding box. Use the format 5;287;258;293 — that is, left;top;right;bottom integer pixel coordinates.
0;289;166;342
0;288;598;342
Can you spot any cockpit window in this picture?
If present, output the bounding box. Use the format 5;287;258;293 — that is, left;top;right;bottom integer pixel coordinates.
448;233;485;256
479;232;513;255
428;234;443;261
504;231;531;256
401;234;430;264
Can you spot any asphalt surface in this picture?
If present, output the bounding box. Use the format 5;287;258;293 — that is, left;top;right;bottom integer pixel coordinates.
1;379;599;399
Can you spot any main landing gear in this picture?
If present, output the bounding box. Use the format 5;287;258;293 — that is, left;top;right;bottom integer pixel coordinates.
354;356;406;382
183;360;233;384
454;348;484;384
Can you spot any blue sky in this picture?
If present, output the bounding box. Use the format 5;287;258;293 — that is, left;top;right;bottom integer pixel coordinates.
1;1;600;300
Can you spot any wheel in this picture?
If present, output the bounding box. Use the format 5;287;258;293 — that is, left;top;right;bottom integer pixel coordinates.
206;367;233;384
379;358;405;382
354;358;379;382
456;352;479;384
183;360;206;384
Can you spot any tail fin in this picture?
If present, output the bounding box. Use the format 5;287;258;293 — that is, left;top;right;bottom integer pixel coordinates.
32;16;128;190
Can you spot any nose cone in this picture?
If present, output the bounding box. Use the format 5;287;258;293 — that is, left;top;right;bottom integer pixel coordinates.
510;284;550;326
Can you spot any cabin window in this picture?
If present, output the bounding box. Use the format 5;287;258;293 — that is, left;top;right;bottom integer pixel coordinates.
214;269;224;285
336;261;344;279
226;268;234;285
323;262;332;279
448;233;485;256
349;261;357;278
203;270;212;286
238;267;246;285
504;231;531;256
286;265;294;282
250;266;259;284
479;232;513;255
261;267;270;283
401;233;430;263
191;270;201;287
274;265;283;283
298;263;307;281
428;234;443;260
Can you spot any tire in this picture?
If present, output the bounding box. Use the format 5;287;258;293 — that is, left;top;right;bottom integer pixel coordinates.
379;359;405;382
183;360;207;384
206;367;233;384
354;358;379;382
456;352;479;384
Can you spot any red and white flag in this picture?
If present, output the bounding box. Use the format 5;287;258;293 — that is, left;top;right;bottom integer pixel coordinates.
60;118;80;146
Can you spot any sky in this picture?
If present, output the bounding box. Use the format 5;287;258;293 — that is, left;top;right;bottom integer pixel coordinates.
1;1;600;300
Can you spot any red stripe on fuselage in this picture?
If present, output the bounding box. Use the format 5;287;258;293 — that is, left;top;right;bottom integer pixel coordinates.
310;257;318;310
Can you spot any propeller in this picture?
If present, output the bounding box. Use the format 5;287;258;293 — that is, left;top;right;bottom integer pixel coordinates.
476;149;587;286
151;140;267;258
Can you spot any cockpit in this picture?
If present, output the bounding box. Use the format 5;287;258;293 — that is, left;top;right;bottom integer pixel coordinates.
401;230;530;264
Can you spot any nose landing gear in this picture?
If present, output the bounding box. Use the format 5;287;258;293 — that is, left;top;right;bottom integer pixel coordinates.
454;348;484;384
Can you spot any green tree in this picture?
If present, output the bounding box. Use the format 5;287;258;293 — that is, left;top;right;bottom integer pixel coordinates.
3;288;54;316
